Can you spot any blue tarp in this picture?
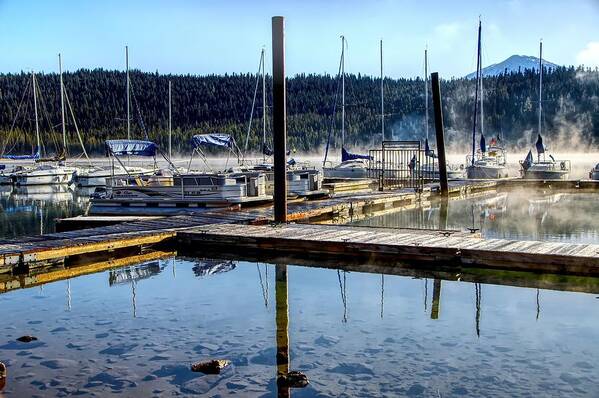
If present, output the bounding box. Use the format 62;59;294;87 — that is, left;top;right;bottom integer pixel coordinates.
105;140;158;157
535;134;545;155
341;147;372;162
1;150;40;160
192;134;235;150
522;150;533;171
424;138;437;158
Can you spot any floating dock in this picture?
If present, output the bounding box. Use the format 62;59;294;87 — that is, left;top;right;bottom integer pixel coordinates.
3;179;599;280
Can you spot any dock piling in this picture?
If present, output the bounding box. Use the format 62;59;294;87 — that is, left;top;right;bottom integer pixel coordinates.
431;72;448;196
272;16;288;223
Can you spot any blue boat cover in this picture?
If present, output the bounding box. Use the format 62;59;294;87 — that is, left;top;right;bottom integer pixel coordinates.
341;147;372;162
535;134;545;154
480;134;486;153
522;150;533;171
1;150;40;160
192;134;234;149
105;140;158;157
424;138;437;158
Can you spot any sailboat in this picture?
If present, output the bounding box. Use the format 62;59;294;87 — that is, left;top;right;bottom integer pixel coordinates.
74;47;152;187
323;36;371;180
520;41;570;180
11;59;78;186
466;20;509;180
238;48;326;198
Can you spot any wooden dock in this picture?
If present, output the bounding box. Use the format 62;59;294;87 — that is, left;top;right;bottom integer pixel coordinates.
178;223;599;276
3;178;599;279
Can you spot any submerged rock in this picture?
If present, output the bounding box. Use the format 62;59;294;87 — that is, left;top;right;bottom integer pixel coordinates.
17;336;38;343
0;361;6;390
190;359;231;374
277;371;309;388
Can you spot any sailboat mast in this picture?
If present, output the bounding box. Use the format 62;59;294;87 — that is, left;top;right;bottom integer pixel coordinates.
168;80;172;159
538;40;543;137
341;35;345;150
262;48;266;162
425;47;429;141
32;71;40;155
380;39;384;143
126;45;131;141
480;45;484;138
471;20;482;166
59;53;66;154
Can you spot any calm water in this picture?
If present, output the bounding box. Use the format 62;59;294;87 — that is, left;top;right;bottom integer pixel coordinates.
355;189;599;244
0;185;89;239
1;257;599;396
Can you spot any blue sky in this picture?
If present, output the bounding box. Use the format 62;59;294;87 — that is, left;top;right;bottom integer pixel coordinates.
1;0;598;78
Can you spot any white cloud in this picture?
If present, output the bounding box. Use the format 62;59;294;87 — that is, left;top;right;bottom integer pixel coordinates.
434;22;462;40
576;42;599;67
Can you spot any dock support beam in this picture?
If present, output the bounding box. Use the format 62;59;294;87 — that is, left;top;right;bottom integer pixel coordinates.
272;16;287;223
431;72;448;196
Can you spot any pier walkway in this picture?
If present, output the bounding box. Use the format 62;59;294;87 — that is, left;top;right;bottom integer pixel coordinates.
3;179;599;277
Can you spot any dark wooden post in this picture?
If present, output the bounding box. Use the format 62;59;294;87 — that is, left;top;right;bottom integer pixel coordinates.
431;72;448;196
272;16;287;223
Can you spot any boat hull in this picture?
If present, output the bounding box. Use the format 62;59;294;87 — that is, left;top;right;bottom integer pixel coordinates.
14;172;73;186
521;170;569;180
466;165;509;179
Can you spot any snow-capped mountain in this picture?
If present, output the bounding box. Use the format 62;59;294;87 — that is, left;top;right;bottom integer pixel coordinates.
465;55;560;78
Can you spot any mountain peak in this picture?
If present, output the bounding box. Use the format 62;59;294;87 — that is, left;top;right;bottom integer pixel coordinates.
465;55;560;78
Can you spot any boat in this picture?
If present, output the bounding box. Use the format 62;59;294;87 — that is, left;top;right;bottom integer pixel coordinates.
322;36;370;180
466;20;509;180
10;56;94;186
520;41;570;180
239;48;326;198
74;164;152;187
90;138;272;212
589;164;599;180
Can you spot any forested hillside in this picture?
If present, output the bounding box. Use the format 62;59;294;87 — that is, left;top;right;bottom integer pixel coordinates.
0;66;597;157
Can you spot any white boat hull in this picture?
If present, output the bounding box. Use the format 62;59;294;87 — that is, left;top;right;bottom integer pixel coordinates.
522;170;569;180
466;165;509;179
14;171;73;186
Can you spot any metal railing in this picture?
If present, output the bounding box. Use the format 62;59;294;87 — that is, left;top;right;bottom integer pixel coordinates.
368;141;437;191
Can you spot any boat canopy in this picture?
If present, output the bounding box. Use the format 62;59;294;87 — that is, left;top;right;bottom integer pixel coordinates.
341;147;372;162
1;151;40;160
105;140;158;157
192;134;235;149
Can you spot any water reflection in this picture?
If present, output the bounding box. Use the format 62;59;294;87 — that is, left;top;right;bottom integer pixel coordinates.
355;189;599;243
0;185;88;238
1;256;599;396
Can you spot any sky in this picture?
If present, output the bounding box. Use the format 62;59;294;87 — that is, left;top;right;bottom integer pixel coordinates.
1;0;598;78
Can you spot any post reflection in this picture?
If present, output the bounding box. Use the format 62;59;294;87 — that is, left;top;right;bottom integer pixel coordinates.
431;279;441;320
275;264;290;398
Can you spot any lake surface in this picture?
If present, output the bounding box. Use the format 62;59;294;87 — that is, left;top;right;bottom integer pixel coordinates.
0;185;89;239
1;257;599;396
355;189;599;244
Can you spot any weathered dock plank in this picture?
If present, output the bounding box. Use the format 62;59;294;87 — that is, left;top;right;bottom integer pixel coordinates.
178;223;599;275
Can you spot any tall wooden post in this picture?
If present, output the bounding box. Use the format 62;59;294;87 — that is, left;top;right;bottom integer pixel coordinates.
431;72;448;196
272;16;287;222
